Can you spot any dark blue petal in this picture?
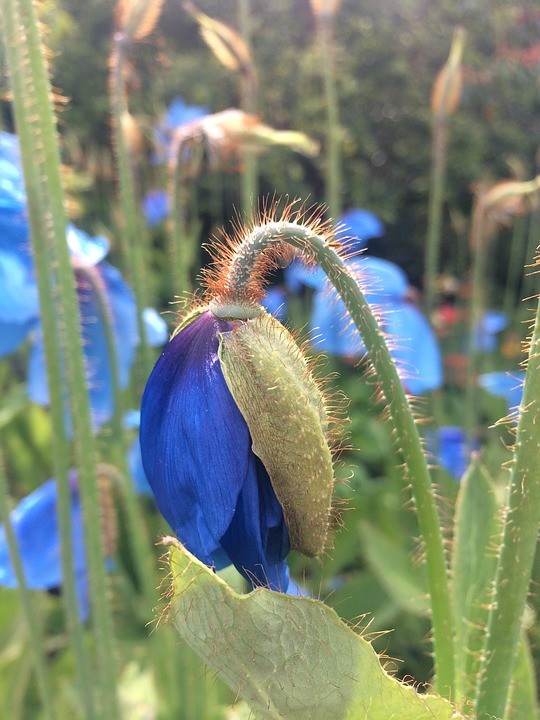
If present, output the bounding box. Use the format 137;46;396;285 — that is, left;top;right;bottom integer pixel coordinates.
142;190;170;227
140;311;257;563
219;455;290;592
425;427;473;481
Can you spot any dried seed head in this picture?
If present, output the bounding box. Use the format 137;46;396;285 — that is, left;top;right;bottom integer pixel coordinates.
431;27;466;117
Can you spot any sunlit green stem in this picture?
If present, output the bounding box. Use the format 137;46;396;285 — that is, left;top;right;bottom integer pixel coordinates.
109;34;152;375
475;258;540;720
464;207;488;445
0;452;56;720
522;209;540;302
316;15;341;219
1;1;119;716
221;221;455;696
237;0;257;218
424;119;450;317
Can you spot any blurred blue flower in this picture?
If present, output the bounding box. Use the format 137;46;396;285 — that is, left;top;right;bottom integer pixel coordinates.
152;97;209;165
336;207;385;253
0;131;168;428
140;310;291;592
0;476;91;620
142;189;170;228
426;426;470;481
479;371;525;411
471;311;508;353
310;256;442;394
261;286;287;322
123;409;153;497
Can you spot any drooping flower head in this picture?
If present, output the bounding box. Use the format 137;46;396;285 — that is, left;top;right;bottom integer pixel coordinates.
141;206;341;593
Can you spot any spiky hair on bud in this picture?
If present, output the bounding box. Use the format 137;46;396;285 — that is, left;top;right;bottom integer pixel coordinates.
201;199;346;309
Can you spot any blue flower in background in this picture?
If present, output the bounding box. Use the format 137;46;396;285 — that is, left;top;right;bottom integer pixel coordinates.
152;97;209;165
471;311;508;353
124;409;153;497
261;286;287;322
335;207;385;253
142;189;170;228
310;256;443;394
426;426;471;481
0;476;91;620
0;131;168;428
479;371;525;412
140;310;291;592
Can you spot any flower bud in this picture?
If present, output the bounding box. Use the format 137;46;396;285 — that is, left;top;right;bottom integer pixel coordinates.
218;312;333;557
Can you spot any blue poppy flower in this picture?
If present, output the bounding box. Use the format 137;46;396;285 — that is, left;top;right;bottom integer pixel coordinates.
309;256;442;394
479;371;525;411
426;426;470;481
336;207;385;253
152;97;209;165
0;476;91;621
260;286;287;322
140;310;291;592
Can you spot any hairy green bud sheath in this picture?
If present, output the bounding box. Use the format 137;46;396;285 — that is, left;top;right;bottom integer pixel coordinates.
218;311;334;556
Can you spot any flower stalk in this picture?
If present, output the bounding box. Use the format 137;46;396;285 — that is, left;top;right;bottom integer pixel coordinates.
213;218;455;696
1;0;119;716
474;252;540;719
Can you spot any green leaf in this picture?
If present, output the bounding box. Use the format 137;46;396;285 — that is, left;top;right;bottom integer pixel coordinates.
451;461;500;707
505;634;539;720
164;538;461;720
358;521;429;616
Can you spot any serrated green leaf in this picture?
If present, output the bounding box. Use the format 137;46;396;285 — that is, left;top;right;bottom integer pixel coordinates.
165;538;462;720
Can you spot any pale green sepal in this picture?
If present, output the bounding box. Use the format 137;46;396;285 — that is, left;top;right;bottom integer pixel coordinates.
171;305;210;339
165;538;463;720
218;312;333;557
451;461;499;707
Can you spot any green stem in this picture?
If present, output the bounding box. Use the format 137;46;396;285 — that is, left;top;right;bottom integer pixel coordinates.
219;220;455;697
502;217;527;324
474;262;540;720
316;15;341;219
237;0;257;219
424;119;450;317
1;2;119;716
109;35;152;376
0;452;56;720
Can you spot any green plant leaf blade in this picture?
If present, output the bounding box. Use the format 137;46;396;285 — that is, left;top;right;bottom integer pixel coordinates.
165;538;461;720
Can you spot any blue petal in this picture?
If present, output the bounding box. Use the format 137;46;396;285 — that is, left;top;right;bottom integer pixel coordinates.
0;250;39;323
219;455;290;592
261;287;287;321
28;262;138;429
0;478;86;591
66;224;109;267
142;190;170;227
471;311;508;353
128;436;153;497
0;316;37;357
386;303;443;395
285;259;326;293
426;426;471;481
140;312;259;563
479;371;525;410
336;208;384;252
143;307;168;347
165;97;209;130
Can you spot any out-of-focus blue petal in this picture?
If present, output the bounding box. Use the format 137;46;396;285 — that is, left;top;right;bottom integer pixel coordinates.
285;259;326;293
0;251;39;322
287;578;310;597
0;316;37;358
143;307;168;347
123;409;141;430
386;303;443;395
261;287;287;321
142;190;169;227
336;208;384;253
165;97;209;130
472;311;508;353
479;371;525;410
219;455;290;592
0;478;87;619
0;132;26;213
66;224;109;267
140;312;253;563
128;436;153;497
426;426;470;481
29;262;139;429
